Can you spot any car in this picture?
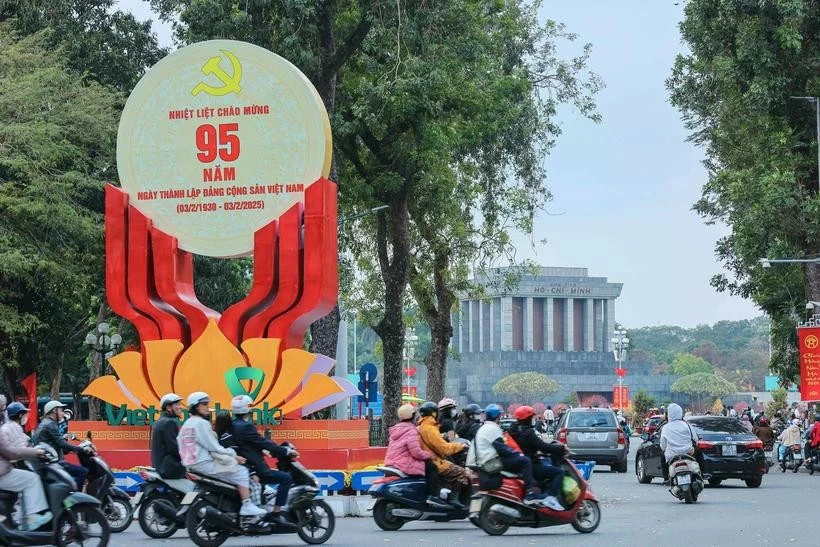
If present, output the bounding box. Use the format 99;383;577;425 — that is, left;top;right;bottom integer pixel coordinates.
635;415;766;488
642;414;665;436
555;407;629;472
499;418;516;432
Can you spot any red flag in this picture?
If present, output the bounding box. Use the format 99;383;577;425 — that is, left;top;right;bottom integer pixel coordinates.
20;373;38;433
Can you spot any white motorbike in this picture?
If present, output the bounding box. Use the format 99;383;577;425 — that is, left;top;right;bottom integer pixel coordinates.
668;455;704;504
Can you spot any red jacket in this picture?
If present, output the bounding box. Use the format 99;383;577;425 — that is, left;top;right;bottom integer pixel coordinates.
384;421;431;476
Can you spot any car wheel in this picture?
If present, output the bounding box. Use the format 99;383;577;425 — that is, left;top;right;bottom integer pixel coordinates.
614;459;627;473
745;476;762;488
707;478;722;487
636;456;652;484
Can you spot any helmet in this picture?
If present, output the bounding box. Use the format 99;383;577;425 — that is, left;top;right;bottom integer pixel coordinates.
418;402;438;417
187;392;210;410
43;401;66;416
514;405;535;421
792;418;801;426
815;414;820;422
6;402;28;420
397;404;415;420
159;393;183;410
759;417;770;425
484;404;503;421
463;404;483;416
231;395;253;415
438;398;456;411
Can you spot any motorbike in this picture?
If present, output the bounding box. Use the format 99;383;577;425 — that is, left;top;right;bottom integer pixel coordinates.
0;444;111;546
667;454;704;504
780;444;803;473
181;443;334;546
471;456;601;535
368;439;475;531
132;467;195;538
75;433;134;533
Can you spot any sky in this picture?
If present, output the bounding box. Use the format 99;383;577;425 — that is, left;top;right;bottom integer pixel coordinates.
117;0;762;329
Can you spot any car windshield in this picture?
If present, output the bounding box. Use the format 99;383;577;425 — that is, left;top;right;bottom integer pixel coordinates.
568;411;616;428
687;418;750;435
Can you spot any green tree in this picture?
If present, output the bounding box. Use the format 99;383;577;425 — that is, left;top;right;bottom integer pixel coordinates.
668;353;714;376
671;373;737;412
492;372;559;404
668;1;820;383
766;387;789;419
631;388;656;430
0;25;121;399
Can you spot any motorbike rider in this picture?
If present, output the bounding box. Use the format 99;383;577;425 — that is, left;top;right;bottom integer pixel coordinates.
32;400;92;489
468;403;548;506
805;415;820;464
777;418;802;462
508;405;566;511
151;393;186;479
417;401;469;508
753;416;775;449
455;404;483;441
384;404;451;508
177;392;267;517
659;403;699;479
229;395;296;526
437;398;458;441
0;402;52;530
543;406;555;431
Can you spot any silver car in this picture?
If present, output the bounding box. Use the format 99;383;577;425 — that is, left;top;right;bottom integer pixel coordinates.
556;408;629;472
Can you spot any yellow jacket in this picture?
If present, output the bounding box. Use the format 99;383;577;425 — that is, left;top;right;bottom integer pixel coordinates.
417;415;464;471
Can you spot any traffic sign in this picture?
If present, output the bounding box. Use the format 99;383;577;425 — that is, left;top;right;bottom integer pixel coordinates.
114;472;144;493
312;471;345;492
358;363;379;403
351;470;383;491
359;363;377;381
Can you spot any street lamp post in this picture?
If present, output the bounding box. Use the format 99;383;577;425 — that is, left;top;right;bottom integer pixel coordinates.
758;257;820;268
403;330;418;398
611;328;629;407
84;322;122;420
789;96;820;193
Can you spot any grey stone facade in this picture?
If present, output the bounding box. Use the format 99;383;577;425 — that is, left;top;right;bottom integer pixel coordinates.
438;266;681;406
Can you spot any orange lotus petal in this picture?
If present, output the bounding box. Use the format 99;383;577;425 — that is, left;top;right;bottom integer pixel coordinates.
144;339;184;396
263;348;314;407
173;319;246;407
108;351;158;407
82;376;137;407
277;375;344;415
241;338;281;404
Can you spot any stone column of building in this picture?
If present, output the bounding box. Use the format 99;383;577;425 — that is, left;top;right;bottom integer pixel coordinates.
565;297;574;352
545;297;554;351
604;298;615;352
593;300;603;352
500;296;513;350
477;300;484;352
584;298;594;352
524;297;534;351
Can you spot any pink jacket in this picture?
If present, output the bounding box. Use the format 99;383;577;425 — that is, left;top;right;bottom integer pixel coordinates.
384;421;431;476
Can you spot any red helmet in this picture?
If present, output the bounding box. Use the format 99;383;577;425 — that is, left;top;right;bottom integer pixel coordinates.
514;405;536;421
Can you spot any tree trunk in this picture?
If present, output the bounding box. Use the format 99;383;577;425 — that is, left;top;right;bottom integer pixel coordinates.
805;262;820;305
309;305;340;358
50;353;64;399
372;198;411;441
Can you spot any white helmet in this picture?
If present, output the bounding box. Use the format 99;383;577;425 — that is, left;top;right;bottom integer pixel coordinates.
231;395;253;415
160;393;183;410
792;418;801;427
43;401;66;416
187;392;210;410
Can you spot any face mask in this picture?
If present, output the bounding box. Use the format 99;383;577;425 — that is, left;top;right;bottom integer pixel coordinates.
450;409;457;419
20;414;28;426
531;417;536;427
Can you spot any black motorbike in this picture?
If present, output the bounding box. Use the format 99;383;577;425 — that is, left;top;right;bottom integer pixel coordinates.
76;434;134;533
0;444;111;546
181;443;334;546
133;467;195;538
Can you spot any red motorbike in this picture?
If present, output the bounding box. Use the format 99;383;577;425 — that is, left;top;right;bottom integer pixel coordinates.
470;458;600;536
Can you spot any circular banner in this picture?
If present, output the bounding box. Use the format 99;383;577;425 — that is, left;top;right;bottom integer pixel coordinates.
117;40;332;257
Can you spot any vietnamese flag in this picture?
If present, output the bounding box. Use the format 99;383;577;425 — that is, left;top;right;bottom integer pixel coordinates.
20;373;38;433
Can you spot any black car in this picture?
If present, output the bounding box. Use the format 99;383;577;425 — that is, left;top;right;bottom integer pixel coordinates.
635;416;766;488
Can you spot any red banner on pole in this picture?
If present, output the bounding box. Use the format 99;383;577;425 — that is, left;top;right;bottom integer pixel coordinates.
798;326;820;401
20;373;38;433
613;385;630;409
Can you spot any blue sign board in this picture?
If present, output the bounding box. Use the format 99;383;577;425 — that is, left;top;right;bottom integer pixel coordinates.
351;470;384;491
358;363;379;403
313;471;345;492
114;472;144;493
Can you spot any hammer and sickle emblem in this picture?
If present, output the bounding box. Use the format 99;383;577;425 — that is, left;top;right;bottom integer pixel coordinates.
191;50;243;97
807;335;819;349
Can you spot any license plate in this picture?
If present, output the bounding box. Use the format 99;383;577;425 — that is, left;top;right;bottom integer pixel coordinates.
764;451;773;459
180;491;198;505
676;474;691;485
469;498;482;513
131;492;143;506
722;444;737;456
581;433;606;441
